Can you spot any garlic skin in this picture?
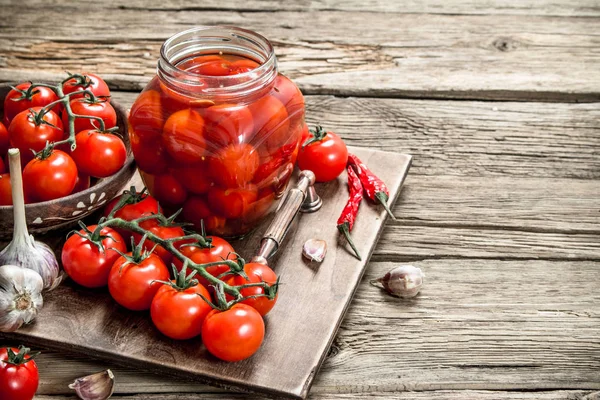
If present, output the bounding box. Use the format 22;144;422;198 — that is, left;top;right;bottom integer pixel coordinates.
0;149;60;290
372;265;424;298
69;369;115;400
0;264;44;332
302;239;327;262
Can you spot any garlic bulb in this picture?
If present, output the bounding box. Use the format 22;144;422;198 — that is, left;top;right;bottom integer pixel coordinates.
69;369;115;400
0;149;60;290
371;265;424;298
0;264;44;332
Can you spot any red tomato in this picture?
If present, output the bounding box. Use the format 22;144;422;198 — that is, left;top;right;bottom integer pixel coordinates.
150;281;212;340
208;185;258;219
128;89;165;140
130;130;169;175
225;262;278;316
0;122;9;155
71;130;127;178
108;252;170;311
8;107;64;165
182;196;227;233
152;174;188;206
72;174;91;194
62;73;111;99
243;188;277;225
0;347;39;400
23;150;77;202
297;127;348;182
162;109;206;164
272;74;304;122
229;59;260;74
104;190;161;241
208;143;259;188
3;82;60;126
202;303;265;362
249;95;290;155
203;104;254;148
61;225;126;288
64;97;117;134
133;224;190;265
0;173;11;205
172;164;212;194
172;236;236;288
0;157;4;174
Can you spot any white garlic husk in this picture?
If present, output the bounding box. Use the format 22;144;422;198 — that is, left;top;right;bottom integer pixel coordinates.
302;239;327;262
69;369;115;400
0;149;60;290
372;265;424;298
0;264;44;332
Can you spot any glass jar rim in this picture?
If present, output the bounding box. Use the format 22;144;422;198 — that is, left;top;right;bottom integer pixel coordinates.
158;26;278;101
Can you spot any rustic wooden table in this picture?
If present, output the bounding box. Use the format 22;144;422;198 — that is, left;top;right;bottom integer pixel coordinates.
1;1;599;399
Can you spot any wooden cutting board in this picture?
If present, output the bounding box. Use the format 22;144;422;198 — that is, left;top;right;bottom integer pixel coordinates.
0;147;411;399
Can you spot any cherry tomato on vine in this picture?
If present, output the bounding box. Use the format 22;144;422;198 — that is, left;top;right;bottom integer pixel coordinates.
225;262;278;316
71;129;127;178
297;126;348;183
8;107;64;165
0;346;39;400
202;303;265;362
23;150;78;202
0;173;12;206
108;251;170;311
208;143;259;188
150;281;212;340
3;82;60;126
0;121;11;155
104;190;161;241
63;97;117;134
62;73;110;99
132;224;192;265
162;108;206;164
128;89;165;140
208;185;258;219
172;236;236;288
61;225;126;288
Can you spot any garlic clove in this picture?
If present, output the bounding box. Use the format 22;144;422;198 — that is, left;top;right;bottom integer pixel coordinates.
371;265;424;298
302;239;327;262
68;369;115;400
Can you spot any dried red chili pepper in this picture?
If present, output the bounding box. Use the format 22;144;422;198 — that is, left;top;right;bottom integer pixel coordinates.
347;153;394;219
337;165;363;260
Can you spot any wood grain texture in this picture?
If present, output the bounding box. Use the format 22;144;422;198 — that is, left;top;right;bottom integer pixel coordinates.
32;390;600;400
6;259;599;395
0;148;411;400
1;2;599;101
10;0;600;16
108;92;600;179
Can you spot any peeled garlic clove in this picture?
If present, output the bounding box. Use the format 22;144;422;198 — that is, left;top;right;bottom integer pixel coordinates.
302;239;327;262
68;369;115;400
372;265;424;298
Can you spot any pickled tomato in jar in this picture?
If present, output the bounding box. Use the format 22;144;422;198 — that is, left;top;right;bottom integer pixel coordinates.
128;27;305;237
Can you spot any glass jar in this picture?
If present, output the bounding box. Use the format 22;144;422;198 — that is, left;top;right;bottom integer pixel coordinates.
128;26;306;237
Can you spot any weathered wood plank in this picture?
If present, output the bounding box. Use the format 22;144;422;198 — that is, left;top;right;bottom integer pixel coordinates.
11;260;600;395
12;0;600;16
1;6;599;101
33;390;600;400
104;92;600;179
